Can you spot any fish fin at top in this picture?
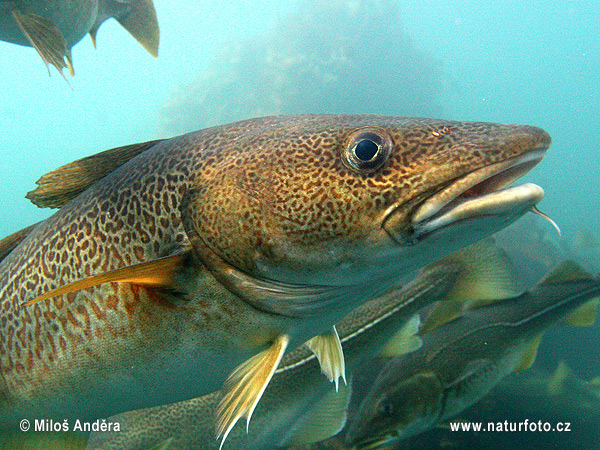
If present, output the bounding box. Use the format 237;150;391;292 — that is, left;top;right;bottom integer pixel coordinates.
547;360;571;396
379;314;422;358
421;238;524;333
0;223;38;263
11;9;74;80
216;334;289;449
305;326;346;391
540;260;594;285
434;237;524;302
113;0;160;57
285;383;352;447
23;251;191;306
420;300;463;334
562;298;599;327
514;333;544;373
26;139;164;208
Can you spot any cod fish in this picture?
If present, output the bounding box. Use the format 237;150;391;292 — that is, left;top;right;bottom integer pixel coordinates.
0;115;549;446
345;260;600;449
0;0;159;78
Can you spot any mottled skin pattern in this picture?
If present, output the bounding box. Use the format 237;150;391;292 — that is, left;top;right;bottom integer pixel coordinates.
0;115;549;427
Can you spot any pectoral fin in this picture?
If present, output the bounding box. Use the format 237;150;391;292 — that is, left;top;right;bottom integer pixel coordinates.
547;361;571;396
11;9;74;79
216;334;289;449
305;326;346;391
26;139;164;208
23;252;191;306
379;314;422;358
514;334;544;373
285;383;351;446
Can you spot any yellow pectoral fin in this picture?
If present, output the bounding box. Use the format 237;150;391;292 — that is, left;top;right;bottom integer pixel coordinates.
305;326;346;391
115;0;160;57
216;334;289;449
11;9;74;79
23;252;190;306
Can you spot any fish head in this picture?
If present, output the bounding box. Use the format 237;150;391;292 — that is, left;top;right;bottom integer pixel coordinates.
345;371;444;448
182;114;550;315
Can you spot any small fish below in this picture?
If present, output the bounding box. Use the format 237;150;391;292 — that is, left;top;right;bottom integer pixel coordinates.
0;0;159;80
344;260;600;449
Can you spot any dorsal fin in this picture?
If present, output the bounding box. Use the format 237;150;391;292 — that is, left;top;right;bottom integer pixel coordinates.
0;223;38;263
540;260;594;285
26;139;164;208
421;238;523;333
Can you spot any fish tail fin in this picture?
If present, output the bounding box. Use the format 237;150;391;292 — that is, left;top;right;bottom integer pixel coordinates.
115;0;160;57
216;334;289;448
11;9;74;81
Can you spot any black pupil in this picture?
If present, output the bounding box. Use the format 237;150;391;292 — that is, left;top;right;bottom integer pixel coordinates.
354;139;379;161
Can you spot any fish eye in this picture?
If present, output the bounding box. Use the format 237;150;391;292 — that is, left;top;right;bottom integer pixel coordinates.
342;128;394;173
378;400;394;416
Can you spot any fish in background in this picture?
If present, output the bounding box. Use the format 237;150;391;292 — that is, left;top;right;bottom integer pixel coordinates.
426;362;600;450
85;246;467;450
343;260;600;449
0;0;159;79
0;115;550;447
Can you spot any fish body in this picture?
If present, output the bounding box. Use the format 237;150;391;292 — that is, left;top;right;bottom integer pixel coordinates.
345;261;600;448
0;115;549;435
0;0;159;77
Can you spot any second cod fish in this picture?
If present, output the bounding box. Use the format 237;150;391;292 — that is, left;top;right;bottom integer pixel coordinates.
0;0;159;78
345;261;600;449
0;114;550;446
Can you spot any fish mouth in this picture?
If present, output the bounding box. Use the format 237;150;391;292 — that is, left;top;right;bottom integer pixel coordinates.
403;150;546;241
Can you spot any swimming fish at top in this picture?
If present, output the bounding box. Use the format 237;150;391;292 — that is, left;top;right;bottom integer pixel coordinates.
0;0;159;79
0;114;550;446
345;260;600;449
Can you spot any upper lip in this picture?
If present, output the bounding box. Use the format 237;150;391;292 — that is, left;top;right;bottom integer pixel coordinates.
411;149;546;227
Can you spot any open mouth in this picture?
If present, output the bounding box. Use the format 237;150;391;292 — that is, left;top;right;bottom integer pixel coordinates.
410;150;546;239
